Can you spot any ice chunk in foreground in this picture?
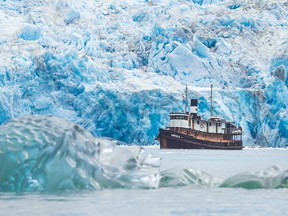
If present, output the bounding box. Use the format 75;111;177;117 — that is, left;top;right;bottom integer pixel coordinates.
220;166;288;189
0;115;161;192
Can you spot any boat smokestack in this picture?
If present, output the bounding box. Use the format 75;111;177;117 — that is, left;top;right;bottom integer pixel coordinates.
190;99;198;116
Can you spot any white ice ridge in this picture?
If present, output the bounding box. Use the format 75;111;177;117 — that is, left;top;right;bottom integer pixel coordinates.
0;0;288;147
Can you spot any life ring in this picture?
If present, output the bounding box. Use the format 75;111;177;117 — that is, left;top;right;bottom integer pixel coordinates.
200;123;204;129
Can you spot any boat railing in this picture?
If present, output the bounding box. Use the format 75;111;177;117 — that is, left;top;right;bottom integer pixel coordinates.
231;129;242;135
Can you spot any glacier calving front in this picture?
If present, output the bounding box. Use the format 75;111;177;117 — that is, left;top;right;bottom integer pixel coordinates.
0;0;287;147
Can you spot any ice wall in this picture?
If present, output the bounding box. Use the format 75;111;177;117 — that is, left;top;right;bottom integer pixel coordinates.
0;0;288;146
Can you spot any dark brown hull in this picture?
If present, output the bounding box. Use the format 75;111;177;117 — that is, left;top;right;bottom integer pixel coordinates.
157;129;243;150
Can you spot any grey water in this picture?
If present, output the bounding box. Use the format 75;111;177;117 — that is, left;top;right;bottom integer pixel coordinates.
1;147;287;216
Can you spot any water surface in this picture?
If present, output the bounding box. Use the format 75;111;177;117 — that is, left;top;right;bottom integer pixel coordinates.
1;147;287;216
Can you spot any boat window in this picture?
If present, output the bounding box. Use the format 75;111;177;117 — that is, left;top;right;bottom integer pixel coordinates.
170;115;188;120
209;122;212;126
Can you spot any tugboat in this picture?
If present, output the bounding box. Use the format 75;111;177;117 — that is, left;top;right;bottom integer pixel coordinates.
156;85;243;150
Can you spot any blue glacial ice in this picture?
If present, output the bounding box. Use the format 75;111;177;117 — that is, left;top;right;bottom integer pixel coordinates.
0;0;288;147
19;25;42;41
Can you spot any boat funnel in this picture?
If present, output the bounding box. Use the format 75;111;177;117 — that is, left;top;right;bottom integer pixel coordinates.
190;99;198;116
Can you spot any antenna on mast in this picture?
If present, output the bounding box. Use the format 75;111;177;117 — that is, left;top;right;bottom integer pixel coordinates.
210;84;213;118
184;85;188;113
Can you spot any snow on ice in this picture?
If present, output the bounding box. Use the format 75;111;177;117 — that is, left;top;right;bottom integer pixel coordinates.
0;0;288;147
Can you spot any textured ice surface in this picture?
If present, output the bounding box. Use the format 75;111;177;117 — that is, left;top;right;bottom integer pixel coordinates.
0;115;161;192
219;166;288;189
0;0;288;147
159;166;288;189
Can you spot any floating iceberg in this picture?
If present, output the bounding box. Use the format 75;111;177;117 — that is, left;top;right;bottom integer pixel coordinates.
0;115;161;192
220;166;288;189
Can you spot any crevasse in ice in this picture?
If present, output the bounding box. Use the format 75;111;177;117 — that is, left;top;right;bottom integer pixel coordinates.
0;0;288;147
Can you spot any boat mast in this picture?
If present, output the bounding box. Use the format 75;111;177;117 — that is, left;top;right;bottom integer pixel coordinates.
184;85;188;113
210;84;213;118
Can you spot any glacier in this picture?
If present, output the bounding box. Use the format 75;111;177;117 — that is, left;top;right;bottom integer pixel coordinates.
0;0;288;147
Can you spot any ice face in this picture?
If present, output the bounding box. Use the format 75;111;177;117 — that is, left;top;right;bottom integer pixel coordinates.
0;115;161;192
0;0;288;147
